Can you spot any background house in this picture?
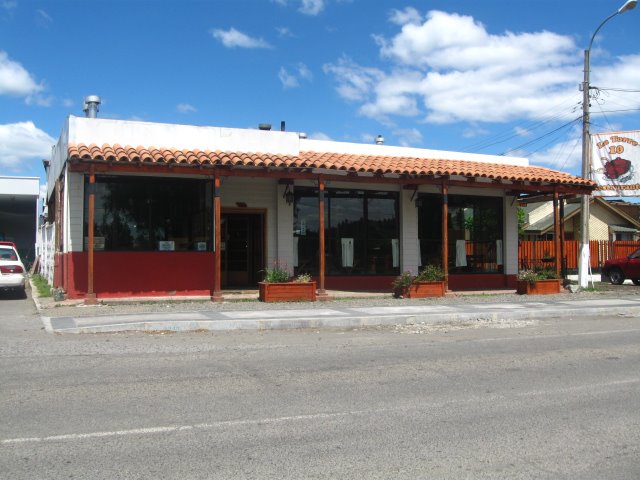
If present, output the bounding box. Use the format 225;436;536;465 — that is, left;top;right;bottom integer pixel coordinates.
521;197;640;242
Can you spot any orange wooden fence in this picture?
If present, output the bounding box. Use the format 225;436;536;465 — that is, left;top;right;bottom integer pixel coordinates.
518;240;640;271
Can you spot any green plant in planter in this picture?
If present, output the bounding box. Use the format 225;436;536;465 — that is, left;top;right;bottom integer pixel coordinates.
262;261;291;283
518;268;558;283
414;264;445;282
294;273;312;283
392;271;414;298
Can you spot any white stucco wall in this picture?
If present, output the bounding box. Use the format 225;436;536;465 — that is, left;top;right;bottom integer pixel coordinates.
65;170;85;253
0;176;39;197
276;183;294;269
503;196;519;275
400;188;419;275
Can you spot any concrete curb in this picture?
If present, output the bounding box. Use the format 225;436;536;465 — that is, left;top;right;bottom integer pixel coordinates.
42;304;640;334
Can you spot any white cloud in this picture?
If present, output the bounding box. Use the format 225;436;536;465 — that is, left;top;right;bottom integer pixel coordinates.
297;63;312;81
62;98;74;108
514;126;531;137
278;67;299;89
210;28;272;49
2;1;16;13
463;126;490;139
36;9;52;27
299;0;324;15
279;63;313;89
309;132;332;141
323;56;385;102
392;127;423;147
0;51;43;97
529;133;582;169
0;122;55;170
276;26;294;37
326;10;589;125
176;103;197;113
389;7;422;26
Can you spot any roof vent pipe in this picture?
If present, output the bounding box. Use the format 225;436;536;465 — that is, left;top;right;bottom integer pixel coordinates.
258;123;272;131
83;95;101;118
375;134;384;145
280;120;285;132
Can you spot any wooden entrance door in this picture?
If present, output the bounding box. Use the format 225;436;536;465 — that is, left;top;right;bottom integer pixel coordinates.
221;213;264;288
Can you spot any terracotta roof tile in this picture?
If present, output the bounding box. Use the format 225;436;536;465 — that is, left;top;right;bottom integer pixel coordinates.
67;143;594;187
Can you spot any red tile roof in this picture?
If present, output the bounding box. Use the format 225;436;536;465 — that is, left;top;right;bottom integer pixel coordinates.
68;143;594;187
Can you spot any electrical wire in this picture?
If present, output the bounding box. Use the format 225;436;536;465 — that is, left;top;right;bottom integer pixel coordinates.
499;116;582;156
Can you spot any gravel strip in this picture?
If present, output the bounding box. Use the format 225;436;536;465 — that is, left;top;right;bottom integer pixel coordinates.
35;282;640;319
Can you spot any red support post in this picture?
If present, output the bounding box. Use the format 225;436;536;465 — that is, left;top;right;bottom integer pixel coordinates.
442;180;449;290
317;178;329;300
211;175;223;302
85;166;97;305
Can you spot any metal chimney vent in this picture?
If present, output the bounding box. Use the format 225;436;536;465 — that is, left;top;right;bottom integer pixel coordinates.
83;95;101;118
258;123;272;131
375;135;384;145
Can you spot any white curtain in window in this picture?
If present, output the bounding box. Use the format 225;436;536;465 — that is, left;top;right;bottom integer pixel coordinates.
341;238;354;267
391;238;399;268
455;240;467;267
293;237;299;267
496;239;503;265
417;239;422;266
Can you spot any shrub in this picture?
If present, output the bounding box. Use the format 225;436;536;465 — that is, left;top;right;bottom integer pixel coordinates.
262;261;291;283
294;273;312;283
392;271;414;298
414;264;444;282
518;268;559;282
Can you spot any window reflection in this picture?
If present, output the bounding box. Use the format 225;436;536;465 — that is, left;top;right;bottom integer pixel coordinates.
83;176;212;251
418;194;503;274
294;188;399;276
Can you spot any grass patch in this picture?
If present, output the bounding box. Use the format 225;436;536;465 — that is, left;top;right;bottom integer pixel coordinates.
31;274;52;297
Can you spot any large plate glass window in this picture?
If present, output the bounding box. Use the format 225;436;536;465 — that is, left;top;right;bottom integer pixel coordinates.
83;175;213;251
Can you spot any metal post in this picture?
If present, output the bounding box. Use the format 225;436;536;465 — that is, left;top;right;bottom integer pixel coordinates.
578;0;637;288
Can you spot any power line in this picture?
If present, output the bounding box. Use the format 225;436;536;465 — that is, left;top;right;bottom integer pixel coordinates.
499;116;582;156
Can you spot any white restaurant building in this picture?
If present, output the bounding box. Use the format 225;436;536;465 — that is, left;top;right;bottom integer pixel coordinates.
42;112;594;301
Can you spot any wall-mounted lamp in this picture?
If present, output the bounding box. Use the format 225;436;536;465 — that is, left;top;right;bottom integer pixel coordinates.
283;184;294;205
409;187;422;208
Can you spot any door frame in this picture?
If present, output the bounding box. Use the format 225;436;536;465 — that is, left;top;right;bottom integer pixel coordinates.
220;208;267;288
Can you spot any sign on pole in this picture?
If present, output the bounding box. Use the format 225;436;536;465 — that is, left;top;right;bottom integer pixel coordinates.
591;129;640;196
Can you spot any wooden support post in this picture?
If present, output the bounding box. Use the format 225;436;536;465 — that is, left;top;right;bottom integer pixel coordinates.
553;190;561;278
442;180;449;290
317;178;329;300
211;175;223;302
85;167;97;305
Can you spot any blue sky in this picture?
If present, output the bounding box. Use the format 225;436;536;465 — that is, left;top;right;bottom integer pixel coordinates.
1;0;639;192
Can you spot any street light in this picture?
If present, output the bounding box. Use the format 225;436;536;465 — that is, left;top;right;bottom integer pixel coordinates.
578;0;637;289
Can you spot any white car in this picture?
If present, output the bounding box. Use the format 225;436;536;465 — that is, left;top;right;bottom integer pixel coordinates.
0;242;27;294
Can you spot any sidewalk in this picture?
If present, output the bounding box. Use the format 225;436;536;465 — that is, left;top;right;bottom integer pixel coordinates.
38;293;640;334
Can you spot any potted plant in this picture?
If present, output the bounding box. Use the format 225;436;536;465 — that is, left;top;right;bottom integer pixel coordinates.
258;262;317;302
392;265;446;298
516;268;562;295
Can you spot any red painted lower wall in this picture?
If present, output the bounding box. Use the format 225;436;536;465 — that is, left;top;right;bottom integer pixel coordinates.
59;252;518;299
321;275;397;292
448;274;518;291
62;252;215;299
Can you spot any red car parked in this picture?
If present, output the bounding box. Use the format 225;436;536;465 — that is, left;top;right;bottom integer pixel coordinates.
602;248;640;285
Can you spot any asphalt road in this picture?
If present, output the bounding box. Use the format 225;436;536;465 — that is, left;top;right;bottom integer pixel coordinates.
1;289;639;479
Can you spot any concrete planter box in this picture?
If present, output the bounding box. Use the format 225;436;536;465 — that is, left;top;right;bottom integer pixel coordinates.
516;279;562;295
258;281;317;302
405;281;446;298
